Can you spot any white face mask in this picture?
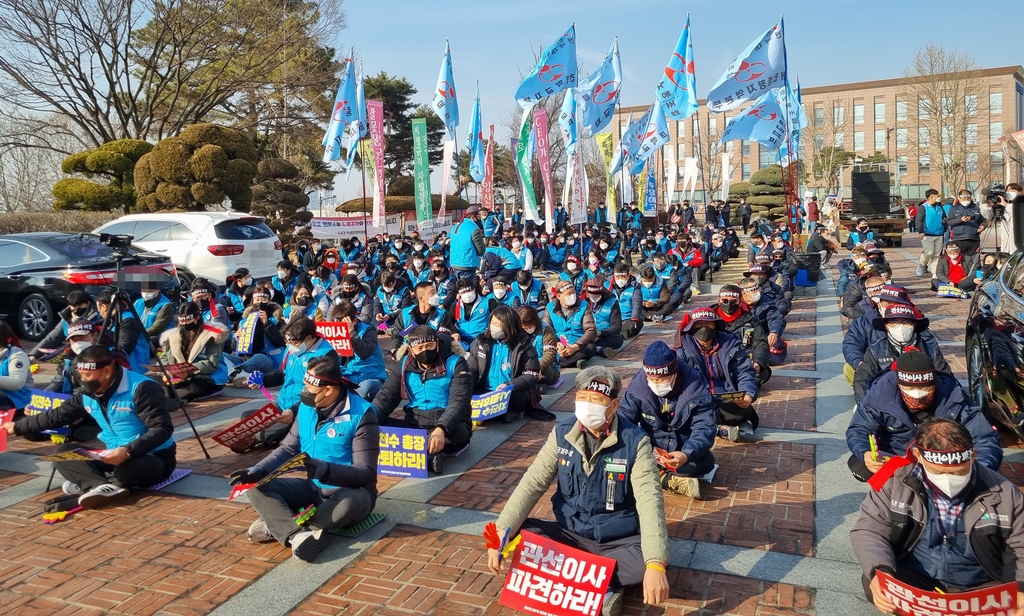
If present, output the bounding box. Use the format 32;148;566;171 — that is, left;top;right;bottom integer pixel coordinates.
649;375;675;397
562;293;577;307
743;291;761;304
142;291;159;301
512;241;522;249
71;341;92;355
959;197;971;204
460;291;477;304
394;241;403;248
493;289;507;299
523;326;536;335
427;294;441;307
277;270;289;279
413;259;424;269
641;280;654;288
1007;191;1018;201
575;400;610;431
567;263;578;272
600;242;609;250
614;278;628;288
887;323;916;344
923;466;972;498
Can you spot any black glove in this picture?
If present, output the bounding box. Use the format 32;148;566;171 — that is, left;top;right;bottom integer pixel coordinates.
305;457;328;481
228;466;265;486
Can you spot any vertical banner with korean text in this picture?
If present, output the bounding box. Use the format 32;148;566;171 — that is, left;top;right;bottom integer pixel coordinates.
412;118;432;226
595;133;615;210
533;107;555;232
570;146;587;225
482;125;495;210
516;110;540;222
439;140;455;219
366;100;386;228
643;158;657;217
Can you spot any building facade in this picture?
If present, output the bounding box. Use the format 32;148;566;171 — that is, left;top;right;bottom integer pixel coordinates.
612;65;1024;203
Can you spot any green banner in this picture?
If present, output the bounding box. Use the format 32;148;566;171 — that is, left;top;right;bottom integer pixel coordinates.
515;112;539;221
411;118;432;223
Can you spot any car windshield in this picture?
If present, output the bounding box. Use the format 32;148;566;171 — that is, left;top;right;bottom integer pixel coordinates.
214;218;274;240
35;234;141;259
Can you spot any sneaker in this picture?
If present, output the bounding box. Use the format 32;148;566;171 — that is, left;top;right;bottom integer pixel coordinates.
61;481;82;496
915;265;924;277
717;425;739;442
429;455;444;474
78;483;129;509
664;474;702;499
690;285;701;296
601;347;616;358
231;370;251;385
247;519;274;543
652;315;665;324
739;420;755;437
602;590;623;616
576;359;588;369
538;384;548;395
290;529;328;562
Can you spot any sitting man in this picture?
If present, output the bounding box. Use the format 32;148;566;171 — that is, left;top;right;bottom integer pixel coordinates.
850;418;1024;613
713;285;771;386
3;345;175;508
544;280;598;369
230;355;378;562
638;266;673;324
842;264;892;321
932;241;980;293
583;277;623;358
853;304;950;403
845;350;1003;482
394;281;455;354
487;366;670;615
675;307;759;441
618;341;716;499
372;325;472;475
610;263;643;339
842;284;914;381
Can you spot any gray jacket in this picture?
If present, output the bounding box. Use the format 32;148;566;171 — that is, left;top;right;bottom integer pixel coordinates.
849;463;1024;591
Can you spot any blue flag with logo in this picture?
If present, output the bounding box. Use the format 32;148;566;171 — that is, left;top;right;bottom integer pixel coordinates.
719;88;788;150
558;88;578;159
578;38;622;134
431;40;459;139
343;63;367;174
515;25;577;107
323;56;358;163
467;86;485;183
609;108;650;176
629;100;671;175
777;80;807;167
655;17;699;121
706;18;787;113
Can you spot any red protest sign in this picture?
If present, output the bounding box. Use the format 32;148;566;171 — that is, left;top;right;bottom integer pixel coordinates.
212;403;282;449
876;571;1018;616
229;483;255;501
0;409;13;452
499;530;615;616
316;321;354;357
1012;129;1024;154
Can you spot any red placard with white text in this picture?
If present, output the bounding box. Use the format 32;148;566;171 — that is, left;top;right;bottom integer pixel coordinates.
212;403;282;449
315;322;354;357
876;571;1018;616
499;530;615;616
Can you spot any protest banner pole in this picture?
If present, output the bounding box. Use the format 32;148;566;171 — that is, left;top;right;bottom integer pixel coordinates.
360;147;369;245
782;82;796;238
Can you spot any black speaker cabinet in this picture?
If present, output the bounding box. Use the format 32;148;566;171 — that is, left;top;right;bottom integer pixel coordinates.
851;172;891;216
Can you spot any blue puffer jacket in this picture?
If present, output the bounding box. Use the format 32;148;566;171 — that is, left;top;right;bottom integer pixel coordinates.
846;371;1002;471
842;305;884;367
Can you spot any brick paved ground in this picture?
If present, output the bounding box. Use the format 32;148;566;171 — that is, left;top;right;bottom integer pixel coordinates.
0;232;1017;615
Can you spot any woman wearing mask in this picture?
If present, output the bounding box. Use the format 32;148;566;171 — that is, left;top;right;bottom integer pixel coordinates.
0;322;33;418
406;252;431;286
509;236;533;272
466;306;552;421
285;282;327;322
159;302;230;401
516;306;560;394
189;279;230;332
225;267;253;322
225;287;286;382
331;274;373;324
558;255;586;295
582;249;611;281
544;281;598;369
329;299;387;402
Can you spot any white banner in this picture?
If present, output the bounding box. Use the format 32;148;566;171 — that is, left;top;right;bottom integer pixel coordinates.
682;157;699;200
310;214;454;240
439;140;455;219
570;147;588;225
721;152;732;203
665;144;676;210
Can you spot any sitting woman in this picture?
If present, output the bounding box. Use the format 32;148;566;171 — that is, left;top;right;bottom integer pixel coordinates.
328;299;387;402
931;241;980;293
159;302;229;401
284;282;328;322
517;305;560;394
0;322;33;418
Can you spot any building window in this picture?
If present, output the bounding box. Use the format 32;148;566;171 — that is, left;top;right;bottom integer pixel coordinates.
692;117;700;136
677;121;685;139
834;133;845;148
854;103;864;125
966;152;978;173
919;155;931;174
813;106;824;128
919;126;931;147
678;143;686;158
965;124;977;145
918;98;930;119
741;140;750;157
874;101;885;123
990;150;1004;173
742;163;750;180
896;128;908;148
854;131;864;151
941;125;953;147
874;129;886;152
896;101;907;121
814;135;824;150
759;147;771;168
965;94;978;116
990;91;1003;114
708;117;717;134
833;104;844;126
941;96;953;119
897;155;908;176
990;121;1003;143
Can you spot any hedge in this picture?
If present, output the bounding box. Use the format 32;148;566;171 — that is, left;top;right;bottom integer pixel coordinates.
0;211;119;234
746;195;786;206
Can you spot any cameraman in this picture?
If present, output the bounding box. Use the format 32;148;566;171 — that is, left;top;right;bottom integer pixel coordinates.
980;183;1022;254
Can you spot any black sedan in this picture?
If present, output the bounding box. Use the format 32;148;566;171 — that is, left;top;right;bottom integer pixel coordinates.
0;233;178;341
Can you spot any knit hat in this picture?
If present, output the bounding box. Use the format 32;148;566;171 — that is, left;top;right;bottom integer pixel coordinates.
66;320;96;340
680;307;723;332
894;350;935;386
643;341;677;376
872;303;929;332
744;264;770;277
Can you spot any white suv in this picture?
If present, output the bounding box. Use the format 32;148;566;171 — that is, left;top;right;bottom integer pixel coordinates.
95;212;283;287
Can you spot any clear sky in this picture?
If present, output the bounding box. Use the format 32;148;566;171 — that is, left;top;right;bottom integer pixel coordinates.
322;0;1021;208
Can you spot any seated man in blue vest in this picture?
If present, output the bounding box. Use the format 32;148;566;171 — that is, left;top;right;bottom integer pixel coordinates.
618;342;716;500
487;278;517;308
393;281;456;358
610;263;643;339
231;355;379;562
583;277;623;358
487;366;670;615
511;269;548;310
330;300;388;402
850;418;1024;614
676;308;759;442
134;282;175;339
3;345;176;509
544;280;598;369
638;266;673;323
453;279;498;347
372;325;473;475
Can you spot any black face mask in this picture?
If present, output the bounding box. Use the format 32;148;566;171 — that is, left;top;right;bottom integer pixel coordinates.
432;268;445;278
81;379;104;395
720;301;739;315
414;348;438;365
386;262;398;270
71;307;88;318
299;388;320;408
183;320;201;332
694;326;716;342
295;296;311;307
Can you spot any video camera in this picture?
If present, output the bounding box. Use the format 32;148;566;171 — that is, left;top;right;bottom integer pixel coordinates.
97;233;134;248
980;183;1007;221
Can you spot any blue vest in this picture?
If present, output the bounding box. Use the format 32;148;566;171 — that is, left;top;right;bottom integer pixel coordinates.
118;314;150;375
83;371;173;452
640;277;664;302
450;220;481;268
295;393;375;489
272;275;298;298
551;419;644;542
135;295;172;334
485;246;520;271
512;248;530;270
278;340;335;410
0;351;30;409
548;305;587;341
511;279;543;309
341;322;388;383
401;353;461;410
456;298;491;341
433;277;454;305
546;244;567;267
408;267;430;286
590;297;616;331
399;305;447;334
483;213;500;237
493;292;516;307
558;271;585;295
614;284;638;320
283;303;318;321
376;288;405;315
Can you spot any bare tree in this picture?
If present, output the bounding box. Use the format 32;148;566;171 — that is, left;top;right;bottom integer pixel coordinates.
694;116;723;199
900;44;983;195
0;114;77;211
804;96;853;195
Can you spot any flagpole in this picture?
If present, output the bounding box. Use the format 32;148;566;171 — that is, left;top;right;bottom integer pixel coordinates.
656;146;663;229
617;113;625;221
782;79;797;242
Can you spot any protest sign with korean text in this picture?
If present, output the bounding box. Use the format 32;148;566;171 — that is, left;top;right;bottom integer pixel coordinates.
234;314;259;356
377;426;427;478
876;571;1018;616
228;452;307;501
315;322;354;357
500;530;615;616
471;385;513;421
212;403;282;450
25;389;71;436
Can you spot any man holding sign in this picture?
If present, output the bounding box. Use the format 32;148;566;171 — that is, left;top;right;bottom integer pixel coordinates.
230;355;379;563
850;418;1024;616
488;366;670;615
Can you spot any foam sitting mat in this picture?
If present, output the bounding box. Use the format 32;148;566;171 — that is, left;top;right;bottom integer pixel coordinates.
442;444;469;457
143;469;192;491
328;511;387;538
